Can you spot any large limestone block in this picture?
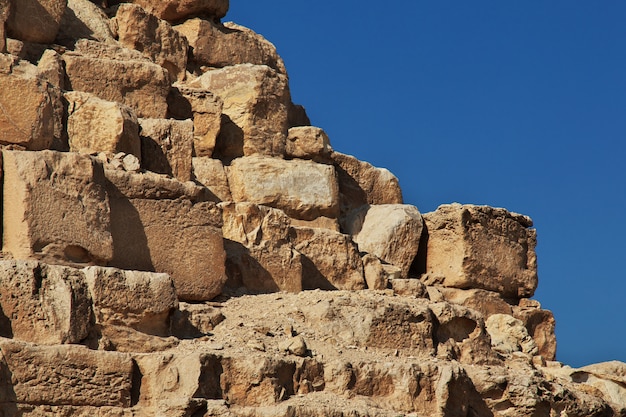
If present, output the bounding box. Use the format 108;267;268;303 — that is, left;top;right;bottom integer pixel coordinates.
437;287;514;318
0;261;91;344
63;40;171;118
126;0;228;22
168;86;223;157
188;64;290;159
228;156;340;220
83;266;177;337
423;203;538;298
286;126;333;161
290;226;365;291
6;0;66;43
175;19;285;74
2;150;113;264
65;91;141;159
0;338;134;407
105;169;226;301
192;157;232;201
0;58;60;150
114;3;188;82
345;204;423;278
513;301;557;360
485;314;538;356
574;361;626;412
139;118;193;181
56;0;115;45
331;152;403;215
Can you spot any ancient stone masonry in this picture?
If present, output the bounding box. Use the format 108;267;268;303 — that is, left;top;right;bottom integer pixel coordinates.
0;0;624;416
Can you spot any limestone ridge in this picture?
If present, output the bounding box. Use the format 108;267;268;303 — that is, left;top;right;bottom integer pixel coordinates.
0;1;623;416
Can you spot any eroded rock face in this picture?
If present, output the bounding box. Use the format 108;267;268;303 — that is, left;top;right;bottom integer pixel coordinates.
6;0;66;43
138;117;193;181
56;0;115;45
126;0;229;22
192;156;232;201
286;126;333;161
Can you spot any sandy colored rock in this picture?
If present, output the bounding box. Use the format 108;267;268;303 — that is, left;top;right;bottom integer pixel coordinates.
175;19;285;74
65;91;141;159
228;155;340;221
289;216;340;232
83;266;177;337
139;117;193;181
114;3;188;81
513;304;557;361
290;226;365;291
423;203;538;298
63;40;170;118
126;0;228;22
345;204;423;278
105;169;226;301
0;58;60;150
6;0;66;43
0;1;8;52
331;152;403;215
188;64;290;159
437;287;514;317
362;253;390;290
0;338;134;407
485;313;538;356
573;361;626;411
286;126;333;161
170;302;225;338
168;86;223;157
2;150;113;265
56;0;115;45
192;156;232;201
0;260;91;344
390;278;427;297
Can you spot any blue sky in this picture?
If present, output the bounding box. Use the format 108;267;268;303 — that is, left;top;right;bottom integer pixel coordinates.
227;2;626;368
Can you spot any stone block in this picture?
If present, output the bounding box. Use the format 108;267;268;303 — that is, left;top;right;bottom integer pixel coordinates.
485;314;538;356
139;118;193;181
175;19;285;74
192;157;232;201
114;3;188;81
188;64;290;159
344;204;423;278
126;0;228;22
227;155;340;221
2;150;113;265
390;278;427;297
56;0;115;46
6;0;66;43
513;304;556;361
65;91;141;159
105;169;226;301
286;126;332;161
437;287;514;317
423;203;538;298
0;260;91;344
63;40;170;118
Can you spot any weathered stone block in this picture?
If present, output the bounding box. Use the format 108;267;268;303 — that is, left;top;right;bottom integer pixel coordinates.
286;126;332;161
227;155;340;221
114;3;188;81
56;0;115;45
485;314;538;356
175;19;285;74
63;40;170;118
0;260;91;344
126;0;228;22
192;157;232;201
65;91;141;159
139;118;193;181
105;169;226;301
345;204;423;278
423;203;538;298
83;266;177;337
513;303;557;360
188;64;290;159
2;150;113;265
6;0;66;43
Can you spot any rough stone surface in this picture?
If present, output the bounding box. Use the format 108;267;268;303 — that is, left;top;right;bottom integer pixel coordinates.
65;91;141;159
2;150;113;265
175;19;285;74
192;156;232;201
513;303;557;361
0;1;8;52
6;0;66;43
63;40;171;118
345;204;423;278
126;0;228;22
485;313;538;356
114;3;188;82
188;64;290;159
286;126;333;161
228;155;340;221
423;203;538;298
56;0;115;45
139;117;193;181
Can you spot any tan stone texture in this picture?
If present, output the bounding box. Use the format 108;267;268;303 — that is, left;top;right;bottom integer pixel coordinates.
114;3;188;82
188;64;290;159
6;0;66;43
0;59;60;150
139;117;193;181
286;126;333;160
63;40;170;118
513;304;557;360
0;260;91;344
65;91;141;159
192;157;232;201
126;0;228;22
0;1;8;52
0;338;134;407
2;150;113;265
105;169;226;301
424;203;538;298
485;314;538;356
227;155;340;221
56;0;115;45
167;86;223;157
175;19;285;74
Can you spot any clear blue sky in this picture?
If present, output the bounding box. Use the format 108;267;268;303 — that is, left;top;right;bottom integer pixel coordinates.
227;1;626;368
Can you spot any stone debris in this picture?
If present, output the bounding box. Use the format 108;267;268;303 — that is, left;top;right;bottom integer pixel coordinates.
0;1;622;416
